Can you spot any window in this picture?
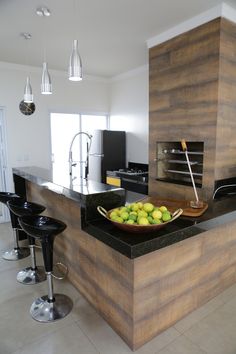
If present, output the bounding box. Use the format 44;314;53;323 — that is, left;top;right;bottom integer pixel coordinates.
50;113;108;185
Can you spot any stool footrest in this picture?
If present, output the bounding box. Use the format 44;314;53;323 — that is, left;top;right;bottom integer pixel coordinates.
52;262;68;280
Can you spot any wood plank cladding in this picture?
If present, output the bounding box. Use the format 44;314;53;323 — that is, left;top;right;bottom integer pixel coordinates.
215;18;236;180
26;180;236;350
133;221;236;349
25;181;134;349
149;17;236;201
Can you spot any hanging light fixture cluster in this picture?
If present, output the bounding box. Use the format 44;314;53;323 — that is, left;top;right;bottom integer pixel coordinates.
21;5;83;103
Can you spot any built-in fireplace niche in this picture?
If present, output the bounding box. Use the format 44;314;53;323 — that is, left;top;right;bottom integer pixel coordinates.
156;142;204;188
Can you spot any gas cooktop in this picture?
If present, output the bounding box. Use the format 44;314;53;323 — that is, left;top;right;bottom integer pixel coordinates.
117;169;148;176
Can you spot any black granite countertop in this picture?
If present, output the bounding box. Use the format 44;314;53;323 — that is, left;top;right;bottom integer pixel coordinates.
13;166;124;198
13;166;236;260
85;195;236;259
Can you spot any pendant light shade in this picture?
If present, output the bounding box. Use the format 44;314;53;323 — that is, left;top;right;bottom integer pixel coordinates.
23;76;33;103
68;40;82;81
41;62;52;94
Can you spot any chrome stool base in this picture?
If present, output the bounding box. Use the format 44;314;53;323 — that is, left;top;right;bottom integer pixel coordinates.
2;247;30;261
30;294;73;322
17;266;46;285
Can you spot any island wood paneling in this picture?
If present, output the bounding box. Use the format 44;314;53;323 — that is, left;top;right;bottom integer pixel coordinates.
132;221;236;349
25;181;134;348
26;180;236;350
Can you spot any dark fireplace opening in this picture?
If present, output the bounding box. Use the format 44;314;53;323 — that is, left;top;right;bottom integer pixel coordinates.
156;141;204;187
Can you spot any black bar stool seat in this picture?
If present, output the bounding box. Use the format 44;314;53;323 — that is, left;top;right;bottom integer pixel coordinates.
19;215;73;322
7;199;46;285
0;192;30;261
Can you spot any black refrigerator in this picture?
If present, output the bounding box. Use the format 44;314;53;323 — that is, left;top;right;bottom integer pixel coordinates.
88;130;126;183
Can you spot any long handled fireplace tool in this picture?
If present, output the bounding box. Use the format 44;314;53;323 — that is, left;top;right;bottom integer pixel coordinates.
181;139;204;209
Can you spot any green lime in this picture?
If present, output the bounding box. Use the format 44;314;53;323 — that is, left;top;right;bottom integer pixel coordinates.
153;218;162;224
162;211;171;222
131;203;139;212
138;217;150;225
129;214;137;221
126;219;135;225
148;216;154;224
115;216;124;223
159;206;168;213
138;210;148;218
143;203;154;213
130;211;137;217
110;211;118;219
152;210;162;220
120;211;129;221
137;202;143;209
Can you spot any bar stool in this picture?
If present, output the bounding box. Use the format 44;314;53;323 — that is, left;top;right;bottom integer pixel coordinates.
19;215;73;322
0;192;30;260
7;199;46;285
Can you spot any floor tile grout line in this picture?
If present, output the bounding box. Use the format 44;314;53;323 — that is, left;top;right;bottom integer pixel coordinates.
173;298;226;335
9;316;80;354
153;331;182;354
182;333;209;354
72;320;101;353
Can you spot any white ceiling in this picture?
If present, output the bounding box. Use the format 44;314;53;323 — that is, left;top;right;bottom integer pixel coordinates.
0;0;234;78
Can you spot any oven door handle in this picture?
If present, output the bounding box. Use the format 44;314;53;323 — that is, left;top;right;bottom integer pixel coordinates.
121;177;139;183
121;177;148;185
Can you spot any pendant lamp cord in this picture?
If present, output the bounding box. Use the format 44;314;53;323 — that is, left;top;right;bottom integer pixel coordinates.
25;37;30;77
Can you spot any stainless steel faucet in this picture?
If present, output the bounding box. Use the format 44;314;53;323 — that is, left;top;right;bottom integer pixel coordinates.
68;132;92;185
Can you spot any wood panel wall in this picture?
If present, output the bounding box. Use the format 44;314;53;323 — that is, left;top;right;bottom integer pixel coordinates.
26;180;236;350
149;17;236;201
149;18;221;201
215;18;236;179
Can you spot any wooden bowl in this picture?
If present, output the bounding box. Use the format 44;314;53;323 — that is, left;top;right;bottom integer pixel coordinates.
97;206;183;234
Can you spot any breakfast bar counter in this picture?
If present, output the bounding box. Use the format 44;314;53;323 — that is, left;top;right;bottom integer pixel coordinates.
12;166;236;350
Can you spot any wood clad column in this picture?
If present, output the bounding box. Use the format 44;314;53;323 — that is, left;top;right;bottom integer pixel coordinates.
215;18;236;180
149;18;221;201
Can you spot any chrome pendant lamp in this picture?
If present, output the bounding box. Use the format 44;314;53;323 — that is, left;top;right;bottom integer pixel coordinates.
68;0;82;81
68;39;82;81
41;62;52;94
24;76;33;103
21;33;34;103
36;7;52;95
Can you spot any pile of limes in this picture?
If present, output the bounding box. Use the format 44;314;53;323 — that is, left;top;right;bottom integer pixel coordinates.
109;202;172;226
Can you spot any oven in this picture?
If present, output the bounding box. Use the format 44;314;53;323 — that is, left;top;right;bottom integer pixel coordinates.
116;162;149;195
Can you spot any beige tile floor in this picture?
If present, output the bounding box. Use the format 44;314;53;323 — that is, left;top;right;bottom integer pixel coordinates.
0;222;236;354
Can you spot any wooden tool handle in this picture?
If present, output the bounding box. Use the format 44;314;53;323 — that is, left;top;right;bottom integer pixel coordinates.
181;139;187;151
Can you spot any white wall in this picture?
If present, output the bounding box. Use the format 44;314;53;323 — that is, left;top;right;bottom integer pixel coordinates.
109;66;149;165
0;61;149;191
0;62;110;190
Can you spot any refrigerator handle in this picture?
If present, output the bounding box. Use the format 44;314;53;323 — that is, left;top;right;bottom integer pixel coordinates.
89;153;104;157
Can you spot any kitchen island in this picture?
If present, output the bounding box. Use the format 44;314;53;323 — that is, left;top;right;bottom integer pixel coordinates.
13;166;236;350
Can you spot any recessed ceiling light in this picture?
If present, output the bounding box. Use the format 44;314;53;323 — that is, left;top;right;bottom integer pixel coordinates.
36;7;51;17
20;32;32;40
